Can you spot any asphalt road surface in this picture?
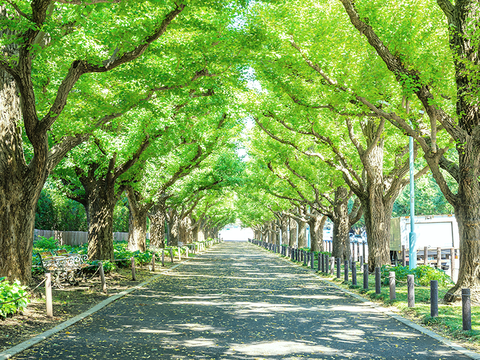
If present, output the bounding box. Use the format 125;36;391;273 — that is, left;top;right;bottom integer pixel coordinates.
13;242;472;359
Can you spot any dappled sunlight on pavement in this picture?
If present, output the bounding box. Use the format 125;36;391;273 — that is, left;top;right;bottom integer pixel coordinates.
13;242;472;359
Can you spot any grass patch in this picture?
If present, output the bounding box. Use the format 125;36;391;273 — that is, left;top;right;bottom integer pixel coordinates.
331;265;480;350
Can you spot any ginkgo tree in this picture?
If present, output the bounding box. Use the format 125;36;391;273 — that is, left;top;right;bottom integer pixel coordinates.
246;2;430;270
247;0;480;300
248;124;362;257
0;0;247;282
161;148;245;246
56;90;238;260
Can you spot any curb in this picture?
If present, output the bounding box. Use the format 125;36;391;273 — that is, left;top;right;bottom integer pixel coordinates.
0;246;218;360
250;243;480;360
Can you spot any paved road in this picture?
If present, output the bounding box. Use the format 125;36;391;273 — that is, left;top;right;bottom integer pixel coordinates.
14;242;472;359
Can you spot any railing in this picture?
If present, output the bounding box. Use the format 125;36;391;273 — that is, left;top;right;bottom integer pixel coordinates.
249;239;460;283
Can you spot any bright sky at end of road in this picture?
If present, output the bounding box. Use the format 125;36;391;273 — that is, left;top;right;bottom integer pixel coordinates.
219;225;253;241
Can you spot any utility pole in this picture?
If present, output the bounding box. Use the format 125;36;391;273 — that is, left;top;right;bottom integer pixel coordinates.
409;136;417;269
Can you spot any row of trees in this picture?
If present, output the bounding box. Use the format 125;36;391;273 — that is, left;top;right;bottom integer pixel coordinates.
1;0;479;302
0;0;248;283
234;0;479;302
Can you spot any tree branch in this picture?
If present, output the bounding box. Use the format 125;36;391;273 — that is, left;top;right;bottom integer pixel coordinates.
348;197;363;226
47;134;89;171
39;4;185;132
56;0;121;5
345;118;364;155
339;0;461;141
436;0;454;21
439;154;460;182
255;117;364;195
5;0;31;20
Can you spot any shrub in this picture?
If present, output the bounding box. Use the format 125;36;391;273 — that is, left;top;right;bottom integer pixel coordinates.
0;278;30;318
380;265;454;287
112;242;156;267
86;260;117;273
33;236;57;250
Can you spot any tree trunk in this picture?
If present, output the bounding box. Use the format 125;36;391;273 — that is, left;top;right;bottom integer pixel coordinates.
0;52;45;283
148;202;166;249
179;217;192;245
167;209;179;246
444;142;480;301
331;187;351;261
360;143;393;272
332;217;350;261
127;211;147;252
280;215;288;245
442;3;480;300
262;224;269;242
197;219;206;242
126;188;149;252
310;215;326;252
361;193;393;272
86;180;117;260
0;177;43;283
271;221;277;244
289;217;297;247
192;225;199;243
297;220;307;248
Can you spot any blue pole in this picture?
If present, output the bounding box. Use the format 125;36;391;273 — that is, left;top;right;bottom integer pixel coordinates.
409;136;417;269
307;225;310;248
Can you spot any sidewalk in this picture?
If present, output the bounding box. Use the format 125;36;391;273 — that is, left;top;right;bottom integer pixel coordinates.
8;242;476;359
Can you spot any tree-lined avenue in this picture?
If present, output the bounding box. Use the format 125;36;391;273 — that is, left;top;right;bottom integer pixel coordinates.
11;242;471;359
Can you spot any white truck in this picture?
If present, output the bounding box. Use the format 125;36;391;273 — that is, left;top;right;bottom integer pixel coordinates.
390;214;459;251
390;214;460;270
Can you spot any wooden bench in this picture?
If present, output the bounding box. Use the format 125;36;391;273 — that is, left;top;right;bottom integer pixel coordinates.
36;251;93;287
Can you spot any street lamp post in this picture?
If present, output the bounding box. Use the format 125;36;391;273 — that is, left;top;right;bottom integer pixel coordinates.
409;136;417;269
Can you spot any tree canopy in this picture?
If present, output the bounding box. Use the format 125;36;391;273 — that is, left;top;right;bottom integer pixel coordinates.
1;0;479;301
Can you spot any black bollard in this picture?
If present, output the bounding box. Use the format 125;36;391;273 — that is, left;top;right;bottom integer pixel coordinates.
375;267;381;294
352;262;357;286
407;274;415;307
317;252;321;271
359;255;363;269
344;260;349;282
462;289;471;331
430;280;438;318
311;253;315;269
336;258;341;279
363;263;368;290
326;255;330;275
